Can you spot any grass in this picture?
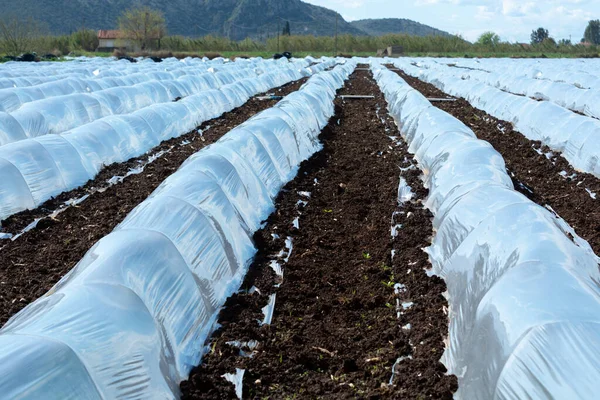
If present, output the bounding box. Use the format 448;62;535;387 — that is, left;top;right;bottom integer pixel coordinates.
3;49;599;62
3;30;600;61
403;51;600;58
71;50;376;58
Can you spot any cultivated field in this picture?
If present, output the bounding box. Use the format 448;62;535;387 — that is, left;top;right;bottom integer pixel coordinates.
0;56;599;399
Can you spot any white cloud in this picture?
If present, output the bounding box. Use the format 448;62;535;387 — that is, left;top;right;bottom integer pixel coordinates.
501;1;539;17
303;0;600;42
342;14;359;22
305;0;367;9
475;6;494;20
414;0;474;5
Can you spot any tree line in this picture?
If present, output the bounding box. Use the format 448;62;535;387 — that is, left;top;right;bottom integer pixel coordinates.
2;6;600;57
477;20;600;50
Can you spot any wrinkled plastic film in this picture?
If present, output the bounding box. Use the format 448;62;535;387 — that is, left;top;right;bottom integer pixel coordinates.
394;58;600;178
0;61;356;399
372;64;600;400
0;56;317;147
0;58;334;223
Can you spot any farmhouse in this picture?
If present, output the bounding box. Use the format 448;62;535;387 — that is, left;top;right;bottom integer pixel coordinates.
97;30;153;52
97;30;126;52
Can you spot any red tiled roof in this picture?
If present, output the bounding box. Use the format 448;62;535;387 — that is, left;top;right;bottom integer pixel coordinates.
97;29;162;40
98;30;123;40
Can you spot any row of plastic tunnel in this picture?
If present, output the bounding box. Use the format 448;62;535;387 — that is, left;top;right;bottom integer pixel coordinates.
0;59;356;398
2;54;599;399
429;59;600;119
422;57;600;91
0;57;280;140
371;61;600;399
0;57;332;222
394;58;600;178
0;55;308;89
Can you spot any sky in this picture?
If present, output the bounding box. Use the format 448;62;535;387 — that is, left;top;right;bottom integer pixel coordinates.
303;0;600;43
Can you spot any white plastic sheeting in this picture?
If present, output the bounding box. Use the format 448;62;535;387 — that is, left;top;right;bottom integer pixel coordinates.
0;57;314;147
0;56;219;80
0;58;331;223
436;62;600;120
395;59;600;178
0;56;315;87
0;60;355;399
0;67;210;114
0;57;212;90
435;57;600;90
372;64;600;400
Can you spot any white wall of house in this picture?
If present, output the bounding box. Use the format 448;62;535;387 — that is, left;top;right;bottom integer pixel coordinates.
98;39;116;48
98;38;140;52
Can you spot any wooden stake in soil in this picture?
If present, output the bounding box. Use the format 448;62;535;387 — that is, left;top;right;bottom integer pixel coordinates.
338;95;376;99
427;98;457;102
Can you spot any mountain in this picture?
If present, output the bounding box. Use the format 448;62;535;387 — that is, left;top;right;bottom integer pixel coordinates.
350;18;450;37
0;0;366;40
0;1;450;40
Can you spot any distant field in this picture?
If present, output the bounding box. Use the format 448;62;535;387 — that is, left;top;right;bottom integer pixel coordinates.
2;31;599;61
70;50;378;59
3;50;598;62
403;51;600;58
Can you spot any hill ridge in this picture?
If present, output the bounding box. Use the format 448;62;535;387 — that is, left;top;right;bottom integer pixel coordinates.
0;0;450;40
350;18;450;37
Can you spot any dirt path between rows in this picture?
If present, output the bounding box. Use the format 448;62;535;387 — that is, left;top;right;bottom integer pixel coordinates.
180;68;457;399
0;78;308;327
394;69;600;256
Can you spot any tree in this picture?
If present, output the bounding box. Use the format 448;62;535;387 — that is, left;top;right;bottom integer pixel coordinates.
531;27;549;45
118;6;166;51
0;15;44;56
476;31;500;47
72;29;99;52
282;21;291;36
558;38;572;46
541;37;557;49
584;20;600;44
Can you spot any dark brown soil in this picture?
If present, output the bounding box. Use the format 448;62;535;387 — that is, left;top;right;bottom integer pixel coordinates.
0;78;308;326
180;68;457;399
395;69;600;256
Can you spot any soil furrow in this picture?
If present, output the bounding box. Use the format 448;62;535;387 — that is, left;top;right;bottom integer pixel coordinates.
0;78;308;327
394;69;600;256
180;68;456;399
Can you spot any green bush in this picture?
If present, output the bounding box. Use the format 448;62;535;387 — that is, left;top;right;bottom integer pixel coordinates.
2;31;599;58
